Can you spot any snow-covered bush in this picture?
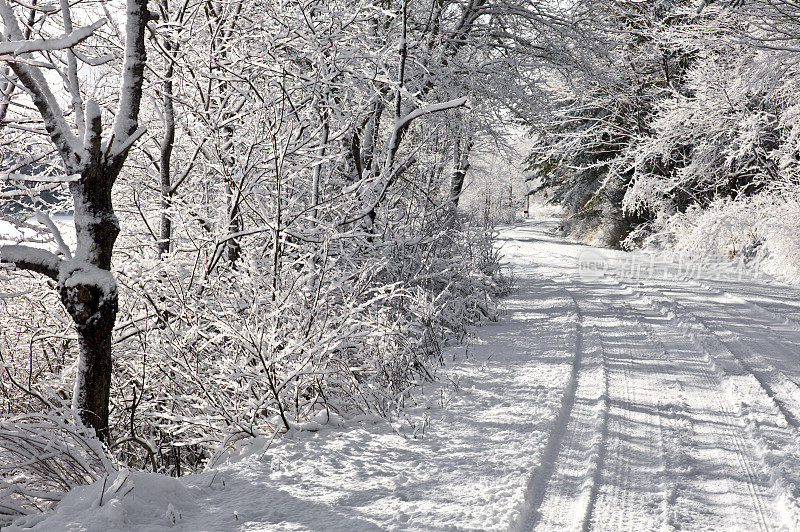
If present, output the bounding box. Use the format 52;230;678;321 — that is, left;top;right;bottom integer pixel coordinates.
625;198;761;255
0;0;514;505
626;184;800;282
104;218;506;472
0;409;115;527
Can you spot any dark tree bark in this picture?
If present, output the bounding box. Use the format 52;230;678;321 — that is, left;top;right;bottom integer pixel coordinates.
158;33;176;258
59;262;117;440
450;132;472;208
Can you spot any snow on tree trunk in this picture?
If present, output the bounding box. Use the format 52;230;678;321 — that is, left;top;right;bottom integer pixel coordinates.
59;262;118;441
61;164;120;439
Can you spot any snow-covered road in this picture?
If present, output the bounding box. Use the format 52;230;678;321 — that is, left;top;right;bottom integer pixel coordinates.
24;217;800;531
508;217;800;531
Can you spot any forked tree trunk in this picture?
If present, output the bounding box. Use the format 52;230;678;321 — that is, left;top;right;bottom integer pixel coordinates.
59;169;121;441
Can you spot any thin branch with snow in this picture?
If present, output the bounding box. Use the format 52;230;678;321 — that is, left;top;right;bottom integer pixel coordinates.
0;173;81;183
34;212;73;260
394;97;469;133
0;18;106;56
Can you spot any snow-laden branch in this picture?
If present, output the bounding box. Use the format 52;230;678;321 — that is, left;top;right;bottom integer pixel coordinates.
35;211;72;260
108;125;146;159
0;245;61;280
0;182;59;199
341;155;418;226
382;96;468;183
0;172;81;182
109;0;148;162
0;18;106;56
695;0;743;14
0;0;82;167
394;97;469;133
12;0;58;13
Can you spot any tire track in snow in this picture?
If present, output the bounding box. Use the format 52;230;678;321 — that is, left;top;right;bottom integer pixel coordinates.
633;279;800;429
578;278;768;531
563;273;779;531
688;278;800;339
623;301;771;530
517;279;664;531
516;270;777;531
511;287;594;531
645;275;800;395
529;285;609;532
506;221;796;530
655;399;686;530
583;300;667;530
584;283;677;531
608;275;800;528
576;314;609;532
661;286;800;429
651;284;800;527
673;282;800;406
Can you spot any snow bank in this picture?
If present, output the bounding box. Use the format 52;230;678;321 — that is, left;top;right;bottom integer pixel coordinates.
626;187;800;284
8;470;196;531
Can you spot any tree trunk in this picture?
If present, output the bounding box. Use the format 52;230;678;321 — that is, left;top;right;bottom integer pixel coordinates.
60;166;120;441
225;177;242;266
450;133;471;208
0;0;148;444
60;279;117;441
158;34;176;258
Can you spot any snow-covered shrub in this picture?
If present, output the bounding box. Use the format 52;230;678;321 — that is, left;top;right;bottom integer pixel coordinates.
0;0;513;486
101;213;507;473
0;409;115;526
625;184;800;282
0;278;75;418
629;199;761;258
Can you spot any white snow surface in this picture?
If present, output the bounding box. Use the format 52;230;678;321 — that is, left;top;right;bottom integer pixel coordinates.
17;216;800;531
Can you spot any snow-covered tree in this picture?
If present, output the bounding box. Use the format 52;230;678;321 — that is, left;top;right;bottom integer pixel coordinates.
0;0;149;440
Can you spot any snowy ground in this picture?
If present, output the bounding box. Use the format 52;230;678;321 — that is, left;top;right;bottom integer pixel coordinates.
15;216;800;531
